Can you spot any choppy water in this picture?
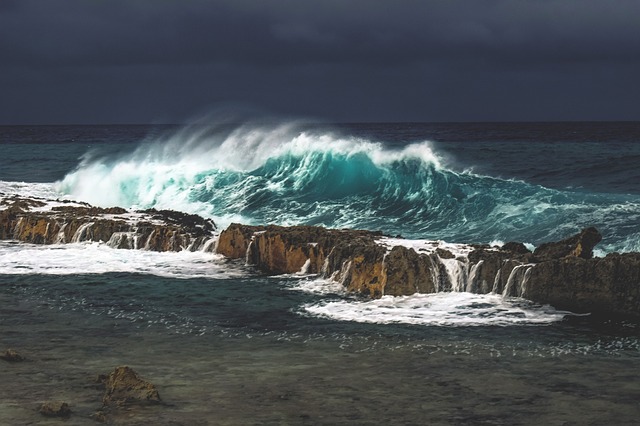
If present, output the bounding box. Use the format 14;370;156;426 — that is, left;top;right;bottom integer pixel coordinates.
1;122;640;424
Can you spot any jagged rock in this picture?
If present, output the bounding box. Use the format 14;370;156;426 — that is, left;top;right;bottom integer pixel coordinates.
526;253;640;316
39;401;71;418
435;248;455;259
0;195;216;251
216;224;640;317
0;348;25;362
101;366;161;407
534;227;602;261
502;241;531;255
217;223;266;259
140;208;217;237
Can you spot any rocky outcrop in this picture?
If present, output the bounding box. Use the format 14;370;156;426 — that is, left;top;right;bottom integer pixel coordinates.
525;253;640;317
217;224;389;296
100;366;161;407
216;224;640;318
39;401;71;418
533;226;602;261
93;366;162;423
0;195;216;252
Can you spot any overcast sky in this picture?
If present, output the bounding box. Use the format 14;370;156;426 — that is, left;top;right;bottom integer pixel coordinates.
1;0;639;124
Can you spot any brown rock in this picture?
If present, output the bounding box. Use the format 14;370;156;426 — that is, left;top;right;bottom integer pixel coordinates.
0;195;216;251
102;366;161;406
39;401;71;418
0;349;25;362
384;246;437;295
216;223;266;259
534;227;602;261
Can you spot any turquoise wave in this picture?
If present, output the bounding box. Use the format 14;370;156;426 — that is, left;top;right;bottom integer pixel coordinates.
56;123;640;253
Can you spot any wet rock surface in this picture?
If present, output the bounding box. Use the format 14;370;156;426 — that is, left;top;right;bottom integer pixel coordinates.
39;401;71;418
0;195;217;252
217;224;640;318
100;366;162;407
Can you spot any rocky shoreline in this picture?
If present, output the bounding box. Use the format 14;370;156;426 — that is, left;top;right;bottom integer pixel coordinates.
1;194;639;318
217;224;640;318
0;194;217;252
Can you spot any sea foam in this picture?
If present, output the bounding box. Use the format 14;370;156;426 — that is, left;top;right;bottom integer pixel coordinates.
53;120;640;253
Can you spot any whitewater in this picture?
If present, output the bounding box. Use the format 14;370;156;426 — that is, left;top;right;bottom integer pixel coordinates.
51;121;640;254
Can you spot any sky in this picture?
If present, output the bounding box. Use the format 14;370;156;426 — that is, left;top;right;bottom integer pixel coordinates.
1;0;639;124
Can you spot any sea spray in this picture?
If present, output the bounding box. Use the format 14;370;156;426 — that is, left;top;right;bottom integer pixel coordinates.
54;121;640;253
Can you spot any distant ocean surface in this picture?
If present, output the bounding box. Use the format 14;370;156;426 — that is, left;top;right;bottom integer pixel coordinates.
1;122;639;424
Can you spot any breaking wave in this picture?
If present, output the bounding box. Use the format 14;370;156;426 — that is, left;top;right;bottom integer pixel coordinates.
56;121;640;253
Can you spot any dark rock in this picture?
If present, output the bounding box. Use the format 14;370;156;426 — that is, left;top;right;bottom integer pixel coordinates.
384;246;437;295
0;349;25;362
39;401;71;418
140;208;217;236
534;227;602;261
502;242;531;255
526;253;640;316
435;248;455;259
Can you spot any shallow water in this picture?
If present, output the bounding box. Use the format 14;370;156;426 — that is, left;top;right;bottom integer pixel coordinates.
1;271;639;425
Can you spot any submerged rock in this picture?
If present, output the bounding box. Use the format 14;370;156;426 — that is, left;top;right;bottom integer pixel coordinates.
39;401;71;418
0;348;25;362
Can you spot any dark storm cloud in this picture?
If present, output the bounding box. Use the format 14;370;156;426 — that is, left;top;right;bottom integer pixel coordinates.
1;0;639;123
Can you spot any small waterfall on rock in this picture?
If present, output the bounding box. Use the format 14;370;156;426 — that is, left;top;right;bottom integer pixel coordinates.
502;264;534;298
71;222;94;243
107;232;138;250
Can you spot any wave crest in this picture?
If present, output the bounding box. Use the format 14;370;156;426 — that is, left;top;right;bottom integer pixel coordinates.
56;121;640;252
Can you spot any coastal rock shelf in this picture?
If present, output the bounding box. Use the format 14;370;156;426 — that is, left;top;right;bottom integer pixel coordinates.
0;194;217;252
1;194;639;318
218;224;640;318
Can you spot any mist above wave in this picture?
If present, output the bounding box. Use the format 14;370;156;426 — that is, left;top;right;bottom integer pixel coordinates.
54;120;640;253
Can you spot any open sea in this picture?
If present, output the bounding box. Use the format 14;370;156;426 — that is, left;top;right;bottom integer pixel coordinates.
1;121;640;424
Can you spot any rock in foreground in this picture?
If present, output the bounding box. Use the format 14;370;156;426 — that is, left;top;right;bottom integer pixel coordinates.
100;366;161;407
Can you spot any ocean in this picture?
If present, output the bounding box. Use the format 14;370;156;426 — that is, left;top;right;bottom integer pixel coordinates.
1;121;639;424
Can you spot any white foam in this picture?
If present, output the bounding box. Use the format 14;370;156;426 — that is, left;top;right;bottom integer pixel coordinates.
288;277;347;295
0;241;246;279
377;237;478;257
0;181;65;202
302;292;571;326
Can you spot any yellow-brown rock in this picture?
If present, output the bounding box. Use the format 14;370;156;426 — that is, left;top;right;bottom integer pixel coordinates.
217;223;266;259
0;196;216;252
101;366;161;406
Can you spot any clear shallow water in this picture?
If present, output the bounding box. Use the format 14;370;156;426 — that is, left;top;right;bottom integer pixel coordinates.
1;122;640;424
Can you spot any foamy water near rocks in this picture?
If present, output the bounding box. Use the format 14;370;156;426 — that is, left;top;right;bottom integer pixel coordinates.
1;193;639;318
218;224;640;318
